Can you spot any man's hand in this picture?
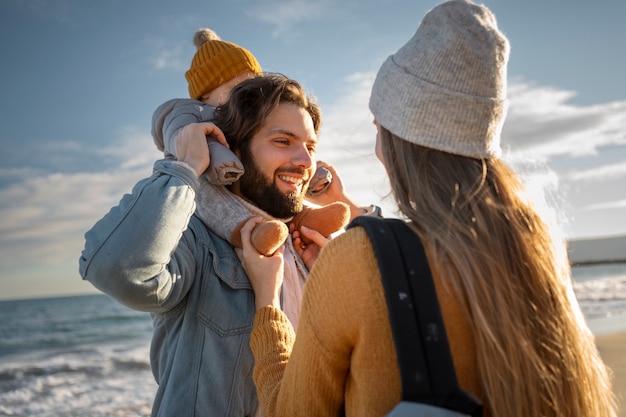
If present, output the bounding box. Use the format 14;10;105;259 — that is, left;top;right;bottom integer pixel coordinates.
175;122;227;177
305;161;367;220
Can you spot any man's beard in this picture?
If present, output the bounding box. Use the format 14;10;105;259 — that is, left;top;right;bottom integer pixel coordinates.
238;150;308;219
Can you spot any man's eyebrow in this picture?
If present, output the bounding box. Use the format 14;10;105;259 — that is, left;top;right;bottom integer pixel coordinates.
268;128;298;138
269;128;318;144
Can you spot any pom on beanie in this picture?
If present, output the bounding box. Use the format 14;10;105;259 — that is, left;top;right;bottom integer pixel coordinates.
185;28;262;100
369;0;509;159
193;28;220;46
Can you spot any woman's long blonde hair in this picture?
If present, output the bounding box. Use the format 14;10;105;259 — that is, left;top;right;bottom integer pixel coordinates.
381;128;617;416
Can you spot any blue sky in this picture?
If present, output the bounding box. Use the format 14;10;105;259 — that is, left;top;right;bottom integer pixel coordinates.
1;0;625;300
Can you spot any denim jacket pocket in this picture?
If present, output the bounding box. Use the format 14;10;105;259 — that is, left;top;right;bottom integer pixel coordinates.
197;248;255;336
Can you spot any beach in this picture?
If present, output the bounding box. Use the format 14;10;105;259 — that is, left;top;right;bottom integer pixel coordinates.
597;331;626;416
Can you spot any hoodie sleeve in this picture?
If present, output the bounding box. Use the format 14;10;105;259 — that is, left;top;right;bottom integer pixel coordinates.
150;98;215;158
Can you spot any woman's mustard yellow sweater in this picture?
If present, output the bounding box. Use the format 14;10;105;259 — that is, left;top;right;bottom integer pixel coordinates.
250;226;486;417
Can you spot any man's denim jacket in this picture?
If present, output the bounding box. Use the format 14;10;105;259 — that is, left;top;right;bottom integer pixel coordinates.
79;159;258;416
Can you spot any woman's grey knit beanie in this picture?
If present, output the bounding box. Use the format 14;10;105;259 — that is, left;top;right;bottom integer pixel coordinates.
369;0;510;159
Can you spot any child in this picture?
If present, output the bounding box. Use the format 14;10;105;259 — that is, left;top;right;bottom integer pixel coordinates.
151;28;350;257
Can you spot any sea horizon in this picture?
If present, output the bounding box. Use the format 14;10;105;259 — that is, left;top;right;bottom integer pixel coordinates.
2;260;626;333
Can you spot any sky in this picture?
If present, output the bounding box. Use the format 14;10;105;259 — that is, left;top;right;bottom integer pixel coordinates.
1;0;625;301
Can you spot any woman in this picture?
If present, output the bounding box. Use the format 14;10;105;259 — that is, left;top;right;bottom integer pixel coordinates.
240;1;617;416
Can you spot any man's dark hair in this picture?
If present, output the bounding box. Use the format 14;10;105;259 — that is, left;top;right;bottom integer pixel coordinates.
213;73;322;156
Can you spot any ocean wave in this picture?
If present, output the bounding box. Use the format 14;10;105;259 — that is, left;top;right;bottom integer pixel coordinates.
0;341;155;417
573;275;626;319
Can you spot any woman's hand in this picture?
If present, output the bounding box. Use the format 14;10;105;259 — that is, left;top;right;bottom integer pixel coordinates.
240;217;284;310
292;225;329;271
175;122;227;177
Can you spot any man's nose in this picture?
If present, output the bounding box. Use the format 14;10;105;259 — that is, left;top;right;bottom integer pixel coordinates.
292;144;314;169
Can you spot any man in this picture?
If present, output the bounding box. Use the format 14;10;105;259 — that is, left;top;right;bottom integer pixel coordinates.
79;74;366;416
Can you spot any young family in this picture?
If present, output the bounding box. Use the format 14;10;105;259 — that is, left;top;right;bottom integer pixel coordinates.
79;1;617;416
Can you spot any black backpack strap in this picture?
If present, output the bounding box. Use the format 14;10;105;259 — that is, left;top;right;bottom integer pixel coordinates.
348;216;482;417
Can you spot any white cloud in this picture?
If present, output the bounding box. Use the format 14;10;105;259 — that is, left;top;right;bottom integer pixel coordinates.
0;129;160;270
319;76;626;178
319;72;377;156
314;71;396;215
0;166;48;181
502;82;626;163
498;82;626;236
579;199;626;212
152;45;187;72
317;75;626;236
567;161;626;182
96;127;163;170
247;0;331;37
141;32;189;74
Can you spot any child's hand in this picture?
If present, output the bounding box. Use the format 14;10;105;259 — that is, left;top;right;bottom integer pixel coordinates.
240;217;284;310
292;225;329;270
175;122;227;177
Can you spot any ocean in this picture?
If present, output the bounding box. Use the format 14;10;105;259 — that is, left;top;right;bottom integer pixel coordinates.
1;263;625;417
0;295;155;417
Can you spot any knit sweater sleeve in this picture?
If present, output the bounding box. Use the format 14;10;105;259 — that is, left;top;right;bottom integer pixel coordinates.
250;227;402;416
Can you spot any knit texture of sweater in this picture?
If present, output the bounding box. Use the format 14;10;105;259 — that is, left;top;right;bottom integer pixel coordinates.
250;225;486;416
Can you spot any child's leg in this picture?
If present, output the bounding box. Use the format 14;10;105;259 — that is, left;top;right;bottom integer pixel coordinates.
231;219;288;256
291;202;351;244
194;177;288;255
205;137;244;185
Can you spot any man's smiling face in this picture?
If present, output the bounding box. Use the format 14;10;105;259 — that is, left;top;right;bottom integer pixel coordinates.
232;102;318;219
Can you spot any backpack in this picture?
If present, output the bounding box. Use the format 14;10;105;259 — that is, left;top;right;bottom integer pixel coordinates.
347;216;482;417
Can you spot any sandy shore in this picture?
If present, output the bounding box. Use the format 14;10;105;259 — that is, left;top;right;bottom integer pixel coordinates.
596;331;626;416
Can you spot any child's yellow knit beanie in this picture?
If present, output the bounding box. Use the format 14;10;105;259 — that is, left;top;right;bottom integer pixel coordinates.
185;28;262;100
